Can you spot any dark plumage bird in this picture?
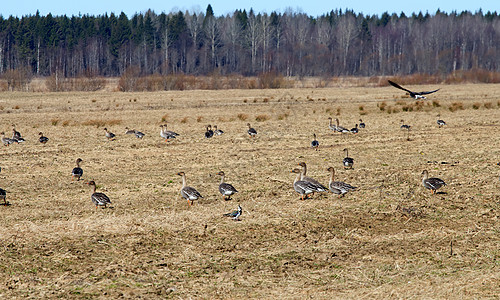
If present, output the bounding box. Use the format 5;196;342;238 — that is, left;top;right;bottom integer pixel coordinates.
125;127;145;138
11;126;24;143
86;181;112;209
0;167;6;205
350;124;359;134
421;170;446;194
326;167;357;197
104;128;116;140
217;171;238;200
343;148;354;169
38;132;49;144
204;125;214;139
400;120;411;130
72;158;84;181
223;205;242;221
291;168;322;200
388;80;440;99
311;134;319;150
177;172;203;206
437;119;446;128
247;123;257;137
359;119;366;129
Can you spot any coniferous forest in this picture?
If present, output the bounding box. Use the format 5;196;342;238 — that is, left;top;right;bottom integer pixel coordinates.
0;5;499;80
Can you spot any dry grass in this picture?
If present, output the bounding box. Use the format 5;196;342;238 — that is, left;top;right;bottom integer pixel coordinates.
0;83;499;298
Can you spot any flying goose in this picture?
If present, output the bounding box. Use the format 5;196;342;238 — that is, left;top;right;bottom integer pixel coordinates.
247;123;257;137
343;148;354;169
104;128;116;140
326;167;357;197
359;119;366;129
86;181;112;209
297;162;328;192
217;171;238;200
388;80;440;99
421;170;446;194
291;168;321;200
38;132;49;144
72;158;84;181
311;134;319;150
223;205;242;221
177;172;203;206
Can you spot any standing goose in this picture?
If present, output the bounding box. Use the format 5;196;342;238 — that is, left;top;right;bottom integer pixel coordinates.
326;167;357;197
335;118;349;134
421;170;446;194
104;128;116;140
291;168;321;200
11;126;24;143
437;118;446;128
134;130;145;139
1;132;14;146
38;132;49;144
350;124;359;134
223;205;242;221
125;127;136;135
217;171;238;200
343;148;354;169
359;119;366;129
177;172;203;206
72;158;84;181
204;125;214;139
388;80;440;99
297;162;328;192
86;181;112;209
327;117;337;132
247;123;257;137
311;134;319;151
0;168;6;205
213;125;224;136
163;124;179;137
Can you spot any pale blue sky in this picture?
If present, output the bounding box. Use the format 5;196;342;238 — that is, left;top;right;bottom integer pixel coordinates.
1;0;498;18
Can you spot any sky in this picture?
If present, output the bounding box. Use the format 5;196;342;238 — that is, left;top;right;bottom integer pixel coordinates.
1;0;498;18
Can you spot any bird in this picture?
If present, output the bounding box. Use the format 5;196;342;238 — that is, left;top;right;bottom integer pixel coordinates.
350;124;359;134
163;124;179;137
125;127;136;135
223;205;242;221
437;119;446;128
291;168;322;200
311;134;319;150
334;118;349;134
247;123;257;137
343;148;354;169
86;181;112;209
38;132;49;144
421;170;446;194
217;171;238;200
177;172;203;206
1;132;14;146
0;167;6;205
213;125;224;136
327;117;337;132
326;167;357;197
297;162;328;192
104;128;116;140
125;127;145;138
359;119;366;129
71;158;84;181
11;126;24;143
400;120;411;130
388;80;440;100
204;125;214;139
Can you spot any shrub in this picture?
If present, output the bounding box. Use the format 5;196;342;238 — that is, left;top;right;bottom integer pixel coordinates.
255;114;270;122
237;113;248;121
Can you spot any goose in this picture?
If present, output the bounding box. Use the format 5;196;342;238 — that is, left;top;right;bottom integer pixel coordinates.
247;123;257;137
326;167;357;197
72;158;84;181
38;132;49;144
437;119;446;127
311;134;319;151
297;162;328;192
343;148;354;169
204;125;214;139
125;127;136;135
217;171;238;200
177;172;203;206
133;130;145;139
335;118;349;134
104;128;116;140
400;120;411;130
291;168;321;200
11;126;24;143
0;168;6;205
1;132;14;146
213;125;224;136
350;124;359;134
163;124;179;137
223;205;242;221
327;117;337;132
359;119;366;129
388;80;440;99
86;181;112;209
497;162;500;182
421;170;446;194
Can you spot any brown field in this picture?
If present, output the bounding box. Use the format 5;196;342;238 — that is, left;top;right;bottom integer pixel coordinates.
0;83;499;298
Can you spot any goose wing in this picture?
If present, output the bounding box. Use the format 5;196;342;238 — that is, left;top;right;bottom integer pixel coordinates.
182;186;203;200
92;192;111;206
219;183;238;195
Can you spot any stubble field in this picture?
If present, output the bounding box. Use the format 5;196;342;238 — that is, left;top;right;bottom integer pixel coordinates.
0;83;499;298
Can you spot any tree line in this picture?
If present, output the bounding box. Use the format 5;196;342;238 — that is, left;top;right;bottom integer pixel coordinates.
0;6;498;79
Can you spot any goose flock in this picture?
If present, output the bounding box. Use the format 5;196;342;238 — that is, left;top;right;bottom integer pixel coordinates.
2;80;497;219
